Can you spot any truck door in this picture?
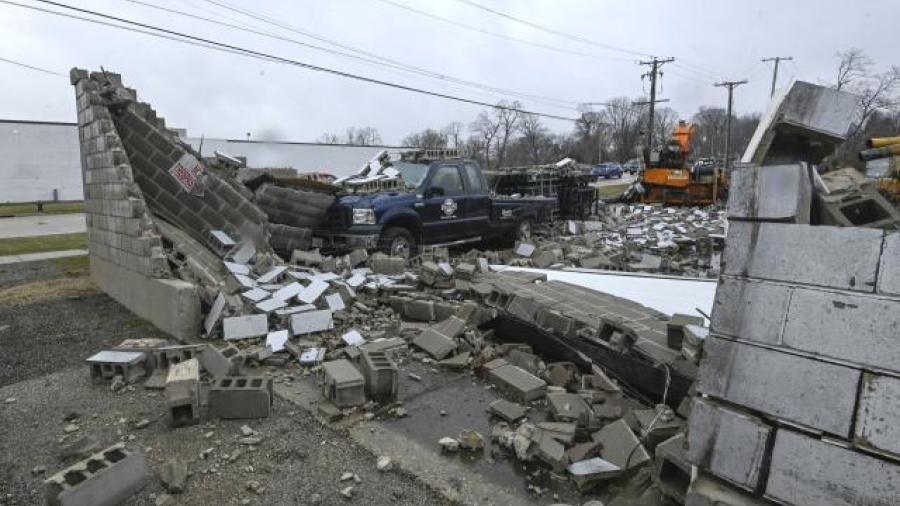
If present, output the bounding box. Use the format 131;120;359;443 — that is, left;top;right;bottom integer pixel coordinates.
461;162;490;238
419;164;468;244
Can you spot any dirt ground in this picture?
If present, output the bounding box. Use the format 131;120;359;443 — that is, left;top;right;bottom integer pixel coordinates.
0;258;451;506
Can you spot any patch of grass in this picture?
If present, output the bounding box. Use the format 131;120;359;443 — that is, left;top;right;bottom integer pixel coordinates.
0;233;87;256
596;183;631;198
0;201;84;217
0;277;98;305
51;254;90;277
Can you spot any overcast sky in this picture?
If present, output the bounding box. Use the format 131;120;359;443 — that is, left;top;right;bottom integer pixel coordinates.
1;0;898;144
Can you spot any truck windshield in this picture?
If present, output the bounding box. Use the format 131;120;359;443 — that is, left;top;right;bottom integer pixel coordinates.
393;161;430;188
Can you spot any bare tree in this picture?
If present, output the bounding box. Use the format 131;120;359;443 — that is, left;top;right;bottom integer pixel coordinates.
469;101;523;168
519;113;549;164
345;126;382;146
652;107;679;150
691;107;729;159
317;133;341;144
493;101;524;168
469;112;501;168
836;48;872;91
602;97;646;163
574;105;605;164
401;128;448;149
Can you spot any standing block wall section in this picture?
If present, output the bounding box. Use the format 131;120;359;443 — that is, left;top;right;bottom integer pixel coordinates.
689;162;900;502
70;68;200;341
44;443;148;506
208;376;274;419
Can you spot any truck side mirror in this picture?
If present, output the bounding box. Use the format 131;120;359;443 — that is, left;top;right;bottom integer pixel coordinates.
427;186;445;198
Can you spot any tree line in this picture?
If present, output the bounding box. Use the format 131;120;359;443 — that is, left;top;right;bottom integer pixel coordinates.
317;48;900;171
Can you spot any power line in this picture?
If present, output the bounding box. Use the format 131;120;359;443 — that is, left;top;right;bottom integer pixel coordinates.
191;0;580;108
3;0;579;121
451;0;651;58
0;56;66;77
120;0;579;110
374;0;635;63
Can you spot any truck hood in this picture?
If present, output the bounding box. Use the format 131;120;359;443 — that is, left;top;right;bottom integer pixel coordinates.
337;190;416;209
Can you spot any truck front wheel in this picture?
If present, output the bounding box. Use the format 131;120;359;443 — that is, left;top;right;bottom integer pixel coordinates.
379;227;416;259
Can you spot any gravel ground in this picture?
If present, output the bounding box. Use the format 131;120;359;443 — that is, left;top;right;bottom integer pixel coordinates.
0;259;450;506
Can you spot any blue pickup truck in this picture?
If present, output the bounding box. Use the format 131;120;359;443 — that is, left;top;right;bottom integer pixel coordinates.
314;154;556;257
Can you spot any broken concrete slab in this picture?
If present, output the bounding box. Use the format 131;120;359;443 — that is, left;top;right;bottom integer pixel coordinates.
222;314;268;341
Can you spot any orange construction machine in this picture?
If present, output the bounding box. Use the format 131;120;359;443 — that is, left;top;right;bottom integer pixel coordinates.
633;121;728;205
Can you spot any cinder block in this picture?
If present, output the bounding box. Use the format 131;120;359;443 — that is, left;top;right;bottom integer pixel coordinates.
44;443;148;506
698;336;860;436
782;287;900;373
877;231;900;296
359;350;399;402
402;299;435;321
653;433;691;504
487;363;547;402
766;429;900;506
710;277;790;344
320;360;365;408
208;376;274;419
667;313;705;349
724;221;883;292
685;470;771;506
152;344;205;370
855;373;900;458
165;359;200;427
198;343;244;377
412;328;456;360
86;350;146;384
727;163;811;223
687;398;772;491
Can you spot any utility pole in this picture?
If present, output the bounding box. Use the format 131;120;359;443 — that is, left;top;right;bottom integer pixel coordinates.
638;57;675;150
761;56;793;97
714;80;748;174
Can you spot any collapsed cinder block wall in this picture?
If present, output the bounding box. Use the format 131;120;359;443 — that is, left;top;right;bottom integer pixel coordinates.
70;68;272;340
686;162;900;504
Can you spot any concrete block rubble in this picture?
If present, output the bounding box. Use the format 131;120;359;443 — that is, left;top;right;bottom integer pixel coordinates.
68;67;709;504
487;204;726;277
65;68;900;505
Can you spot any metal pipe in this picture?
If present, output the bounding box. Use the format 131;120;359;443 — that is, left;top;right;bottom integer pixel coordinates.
867;137;900;149
859;144;900;161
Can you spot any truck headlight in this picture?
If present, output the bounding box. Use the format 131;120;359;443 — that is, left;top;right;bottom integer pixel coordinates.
352;208;376;225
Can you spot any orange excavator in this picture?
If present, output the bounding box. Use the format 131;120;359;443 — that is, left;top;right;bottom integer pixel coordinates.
631;121;728;205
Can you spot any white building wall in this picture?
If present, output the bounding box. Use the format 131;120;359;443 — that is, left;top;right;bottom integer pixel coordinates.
0;119;412;203
0;120;83;203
